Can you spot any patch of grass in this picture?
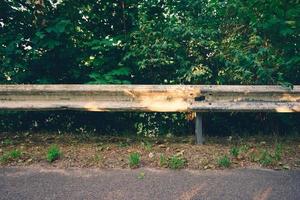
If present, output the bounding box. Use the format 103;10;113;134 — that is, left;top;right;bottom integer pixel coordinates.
159;154;168;167
239;145;249;153
217;155;231;168
10;149;22;159
249;146;281;166
249;151;259;162
2;139;13;146
94;154;102;162
230;147;239;158
168;155;186;169
0;155;9;163
141;141;153;151
0;149;22;164
46;145;61;163
89;154;103;164
118;142;129;148
259;150;274;166
128;152;141;168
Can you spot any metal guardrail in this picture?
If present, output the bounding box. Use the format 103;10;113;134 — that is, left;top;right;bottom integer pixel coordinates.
0;85;299;112
1;84;299;144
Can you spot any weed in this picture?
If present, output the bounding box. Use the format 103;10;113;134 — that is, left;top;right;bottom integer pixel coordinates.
259;150;273;166
230;147;239;158
128;152;141;168
168;155;186;169
10;149;22;159
46;145;61;163
141;141;153;151
0;149;22;164
274;144;282;161
217;155;231;168
159;154;168;167
118;142;129;148
249;151;259;162
95;154;102;161
0;154;10;163
2;139;13;146
90;154;102;163
239;145;249;153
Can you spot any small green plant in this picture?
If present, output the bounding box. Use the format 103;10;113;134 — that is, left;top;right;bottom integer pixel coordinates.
46;145;61;163
217;155;231;168
230;147;239;158
141;141;153;151
249;151;259;162
274;144;282;161
159;154;168;167
10;149;22;159
0;154;10;163
168;155;186;169
118;142;129;148
239;145;249;153
128;152;141;168
2;139;13;146
259;150;274;166
89;154;103;164
94;154;102;162
0;149;22;164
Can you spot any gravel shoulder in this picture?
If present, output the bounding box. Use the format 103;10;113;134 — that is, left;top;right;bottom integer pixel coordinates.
1;133;300;170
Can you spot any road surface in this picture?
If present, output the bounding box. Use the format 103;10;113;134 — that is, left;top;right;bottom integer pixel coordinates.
0;167;299;200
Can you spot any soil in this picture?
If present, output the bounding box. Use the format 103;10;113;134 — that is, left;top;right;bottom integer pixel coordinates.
0;132;299;170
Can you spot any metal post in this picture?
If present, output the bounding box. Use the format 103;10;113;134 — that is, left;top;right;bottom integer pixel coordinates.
195;112;204;144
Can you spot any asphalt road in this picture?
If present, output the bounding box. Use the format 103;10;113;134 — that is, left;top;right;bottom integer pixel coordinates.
0;167;299;200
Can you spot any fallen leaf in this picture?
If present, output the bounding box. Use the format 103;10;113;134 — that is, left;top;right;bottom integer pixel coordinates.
283;165;290;170
148;152;154;158
260;141;266;145
96;147;104;151
138;172;145;180
176;150;185;157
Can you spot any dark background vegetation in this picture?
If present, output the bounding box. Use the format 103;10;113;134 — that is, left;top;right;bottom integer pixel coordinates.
0;0;299;136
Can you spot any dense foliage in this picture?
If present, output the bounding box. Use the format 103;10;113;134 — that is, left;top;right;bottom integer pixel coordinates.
0;0;299;135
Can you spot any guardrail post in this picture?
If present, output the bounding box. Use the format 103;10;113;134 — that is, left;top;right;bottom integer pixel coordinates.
195;112;204;144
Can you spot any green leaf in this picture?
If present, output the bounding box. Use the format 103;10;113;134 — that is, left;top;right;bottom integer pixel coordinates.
46;20;71;34
35;31;45;39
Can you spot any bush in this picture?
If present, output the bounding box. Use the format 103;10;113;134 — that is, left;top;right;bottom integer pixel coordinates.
46;145;61;163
